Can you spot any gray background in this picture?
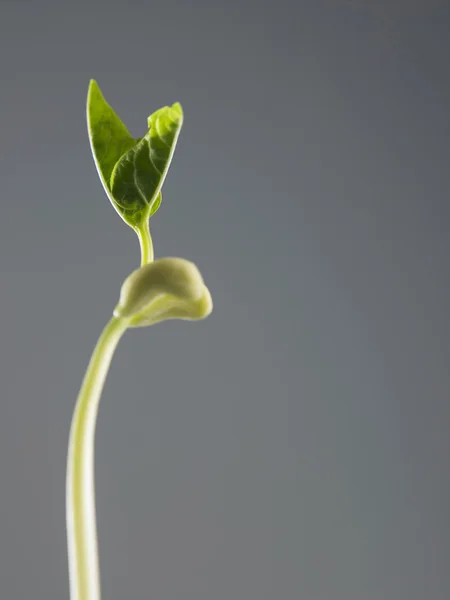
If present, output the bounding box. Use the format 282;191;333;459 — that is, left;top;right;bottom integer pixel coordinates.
0;1;449;599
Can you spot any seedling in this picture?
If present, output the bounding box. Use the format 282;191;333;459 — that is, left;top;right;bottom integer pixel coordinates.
66;80;212;600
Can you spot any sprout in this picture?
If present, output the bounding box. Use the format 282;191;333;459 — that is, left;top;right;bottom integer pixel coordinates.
66;81;213;600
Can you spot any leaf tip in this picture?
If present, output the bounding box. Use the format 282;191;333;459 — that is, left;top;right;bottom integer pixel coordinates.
87;78;103;101
169;102;184;128
146;102;184;130
171;102;183;118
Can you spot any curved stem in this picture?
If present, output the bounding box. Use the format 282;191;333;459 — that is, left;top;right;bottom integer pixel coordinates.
136;222;154;265
66;315;129;600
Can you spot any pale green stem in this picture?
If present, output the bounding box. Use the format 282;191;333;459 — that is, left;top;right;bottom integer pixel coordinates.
66;315;129;600
136;222;154;265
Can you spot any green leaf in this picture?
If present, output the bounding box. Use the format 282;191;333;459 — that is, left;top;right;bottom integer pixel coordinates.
87;80;183;228
87;80;136;217
109;103;183;227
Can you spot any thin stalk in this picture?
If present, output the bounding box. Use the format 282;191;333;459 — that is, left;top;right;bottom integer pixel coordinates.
66;315;129;600
136;222;154;265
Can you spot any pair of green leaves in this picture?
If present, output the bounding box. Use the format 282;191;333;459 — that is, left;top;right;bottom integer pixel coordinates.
88;80;212;326
87;80;183;230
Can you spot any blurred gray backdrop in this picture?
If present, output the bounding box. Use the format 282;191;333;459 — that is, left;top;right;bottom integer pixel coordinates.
1;1;449;599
